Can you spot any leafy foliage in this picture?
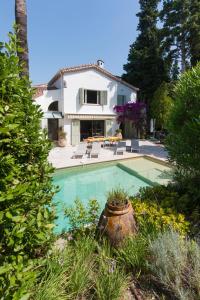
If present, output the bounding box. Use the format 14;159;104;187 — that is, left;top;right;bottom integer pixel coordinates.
160;0;190;73
65;198;100;236
188;0;200;67
150;82;173;130
131;197;189;236
166;63;200;177
0;33;56;298
123;0;168;108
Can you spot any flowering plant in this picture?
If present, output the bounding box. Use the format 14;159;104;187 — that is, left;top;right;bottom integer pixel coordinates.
114;101;147;134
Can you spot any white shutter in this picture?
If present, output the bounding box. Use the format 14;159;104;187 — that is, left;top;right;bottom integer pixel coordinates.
79;88;85;105
71;120;80;145
105;120;113;136
100;90;108;105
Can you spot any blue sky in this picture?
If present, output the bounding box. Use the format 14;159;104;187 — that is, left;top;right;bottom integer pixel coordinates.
1;0;140;84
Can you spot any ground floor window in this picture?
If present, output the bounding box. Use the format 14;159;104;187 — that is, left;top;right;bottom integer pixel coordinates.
80;120;104;140
48;118;58;141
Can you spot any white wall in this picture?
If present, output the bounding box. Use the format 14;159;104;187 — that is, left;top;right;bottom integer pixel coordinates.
34;68;137;143
62;69;136;115
35;89;62;112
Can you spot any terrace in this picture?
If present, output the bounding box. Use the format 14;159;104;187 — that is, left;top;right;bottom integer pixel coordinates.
48;139;167;169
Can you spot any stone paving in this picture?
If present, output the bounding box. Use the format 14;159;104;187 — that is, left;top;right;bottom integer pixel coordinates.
48;140;168;169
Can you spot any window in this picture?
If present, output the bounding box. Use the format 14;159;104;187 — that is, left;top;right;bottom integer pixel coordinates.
79;88;107;105
84;89;100;104
117;95;126;105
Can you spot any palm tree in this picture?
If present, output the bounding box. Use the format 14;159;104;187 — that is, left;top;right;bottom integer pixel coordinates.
15;0;29;77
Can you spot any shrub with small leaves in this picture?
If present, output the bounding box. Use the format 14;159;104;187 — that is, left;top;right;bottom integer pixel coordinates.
131;198;189;236
149;230;200;300
0;33;56;298
65;198;100;236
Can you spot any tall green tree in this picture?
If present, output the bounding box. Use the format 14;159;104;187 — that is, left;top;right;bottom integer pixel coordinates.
166;63;200;177
15;0;29;77
160;0;190;73
0;33;55;298
123;0;168;113
188;0;200;67
150;82;173;130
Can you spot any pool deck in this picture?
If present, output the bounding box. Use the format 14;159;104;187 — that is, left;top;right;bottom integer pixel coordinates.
48;140;168;169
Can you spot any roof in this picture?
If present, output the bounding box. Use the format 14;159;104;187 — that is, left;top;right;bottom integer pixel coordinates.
33;84;58;99
48;63;139;91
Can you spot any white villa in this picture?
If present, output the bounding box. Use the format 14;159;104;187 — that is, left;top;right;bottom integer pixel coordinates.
34;60;139;145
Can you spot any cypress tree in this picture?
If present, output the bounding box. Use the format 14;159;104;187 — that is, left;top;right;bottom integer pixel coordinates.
123;0;168;114
160;0;190;73
188;0;200;66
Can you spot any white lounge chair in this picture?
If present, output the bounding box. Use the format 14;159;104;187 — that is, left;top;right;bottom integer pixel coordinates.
89;142;101;158
131;139;140;152
115;141;126;155
72;143;87;158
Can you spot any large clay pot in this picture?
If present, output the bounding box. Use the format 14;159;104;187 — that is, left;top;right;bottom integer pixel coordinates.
97;201;137;247
58;138;67;147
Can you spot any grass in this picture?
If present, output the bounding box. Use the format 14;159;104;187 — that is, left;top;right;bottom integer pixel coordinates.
116;235;148;275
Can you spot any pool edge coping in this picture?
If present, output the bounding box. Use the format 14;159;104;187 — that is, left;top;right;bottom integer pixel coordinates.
53;155;171;173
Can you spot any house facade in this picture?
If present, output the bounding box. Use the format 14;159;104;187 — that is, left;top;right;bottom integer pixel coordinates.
34;60;138;145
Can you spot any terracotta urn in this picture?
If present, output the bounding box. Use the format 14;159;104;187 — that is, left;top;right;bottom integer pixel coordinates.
97;201;137;247
58;138;67;147
117;132;123;139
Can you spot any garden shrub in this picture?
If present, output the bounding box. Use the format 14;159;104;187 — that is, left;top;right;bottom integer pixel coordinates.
131;198;189;236
65;198;100;236
166;63;200;178
137;184;199;234
149;230;200;300
0;33;56;298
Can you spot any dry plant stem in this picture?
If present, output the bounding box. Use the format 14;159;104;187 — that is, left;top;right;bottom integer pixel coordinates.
129;280;144;300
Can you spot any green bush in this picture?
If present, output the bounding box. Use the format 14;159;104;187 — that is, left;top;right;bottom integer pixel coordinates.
131;197;189;236
0;33;56;298
166;63;200;177
65;198;100;236
149;230;200;300
136;184;199;233
150;82;173;130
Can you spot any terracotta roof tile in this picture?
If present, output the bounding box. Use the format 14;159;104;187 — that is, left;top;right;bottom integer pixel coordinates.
48;64;139;91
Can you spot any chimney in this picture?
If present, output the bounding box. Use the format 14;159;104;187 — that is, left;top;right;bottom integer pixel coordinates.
97;59;104;69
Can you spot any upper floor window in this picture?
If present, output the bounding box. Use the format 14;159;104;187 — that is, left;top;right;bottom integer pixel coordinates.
79;88;107;105
84;89;100;104
117;95;126;105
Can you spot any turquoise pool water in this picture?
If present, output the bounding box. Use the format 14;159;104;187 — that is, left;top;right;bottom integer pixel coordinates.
53;162;150;233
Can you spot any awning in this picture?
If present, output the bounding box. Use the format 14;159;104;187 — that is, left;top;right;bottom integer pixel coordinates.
66;114;116;120
43;111;63;119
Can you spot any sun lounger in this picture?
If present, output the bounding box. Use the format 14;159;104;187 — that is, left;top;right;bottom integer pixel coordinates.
115;141;126;155
89;142;101;158
72;143;87;158
131;139;140;152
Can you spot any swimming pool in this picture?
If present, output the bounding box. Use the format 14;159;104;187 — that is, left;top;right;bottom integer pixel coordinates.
53;157;172;233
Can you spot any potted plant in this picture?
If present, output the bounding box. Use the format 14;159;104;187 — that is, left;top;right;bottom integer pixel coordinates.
115;128;123;139
97;188;137;247
58;128;67;147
